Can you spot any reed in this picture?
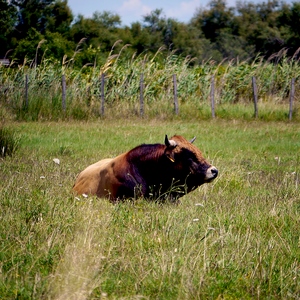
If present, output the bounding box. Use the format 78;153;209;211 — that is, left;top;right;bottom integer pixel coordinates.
0;45;299;121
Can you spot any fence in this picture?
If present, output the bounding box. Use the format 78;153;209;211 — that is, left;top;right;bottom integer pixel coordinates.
22;72;297;120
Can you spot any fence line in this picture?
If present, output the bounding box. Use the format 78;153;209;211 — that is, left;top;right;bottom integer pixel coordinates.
22;73;297;120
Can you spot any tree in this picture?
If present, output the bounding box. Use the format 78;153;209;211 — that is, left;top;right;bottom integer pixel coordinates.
0;0;18;57
128;22;151;54
2;0;299;66
142;9;167;51
235;0;283;56
193;0;235;42
162;21;213;62
13;28;44;63
11;0;53;39
191;0;243;61
68;11;123;65
46;0;73;35
6;0;74;61
70;11;122;47
141;8;203;57
278;2;300;54
43;31;75;61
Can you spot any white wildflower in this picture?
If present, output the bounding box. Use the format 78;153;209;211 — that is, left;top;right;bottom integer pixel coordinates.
53;158;60;165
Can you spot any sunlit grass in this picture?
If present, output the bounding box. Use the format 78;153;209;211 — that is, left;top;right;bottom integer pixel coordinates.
0;119;299;299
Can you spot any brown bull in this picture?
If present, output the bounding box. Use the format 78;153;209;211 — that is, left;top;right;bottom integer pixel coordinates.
73;135;218;200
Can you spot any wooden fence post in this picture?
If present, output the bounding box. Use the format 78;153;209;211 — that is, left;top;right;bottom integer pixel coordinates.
173;74;179;115
25;74;28;109
62;74;66;112
100;73;105;116
289;78;295;121
210;75;215;118
252;76;258;118
140;73;144;117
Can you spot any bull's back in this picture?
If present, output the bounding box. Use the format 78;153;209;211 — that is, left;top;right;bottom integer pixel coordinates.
73;158;113;197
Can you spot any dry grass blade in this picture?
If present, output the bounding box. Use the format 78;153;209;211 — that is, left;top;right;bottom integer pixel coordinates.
75;38;87;53
108;39;123;57
292;47;300;60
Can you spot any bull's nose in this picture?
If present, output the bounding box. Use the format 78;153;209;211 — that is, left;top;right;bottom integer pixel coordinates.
211;167;218;178
205;166;218;181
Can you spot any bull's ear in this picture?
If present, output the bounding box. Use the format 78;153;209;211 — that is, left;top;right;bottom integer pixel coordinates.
165;136;176;162
190;137;196;143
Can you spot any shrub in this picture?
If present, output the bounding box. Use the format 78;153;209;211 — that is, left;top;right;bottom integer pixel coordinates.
0;126;20;157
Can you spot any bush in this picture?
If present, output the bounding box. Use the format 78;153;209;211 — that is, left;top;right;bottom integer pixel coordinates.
0;126;20;157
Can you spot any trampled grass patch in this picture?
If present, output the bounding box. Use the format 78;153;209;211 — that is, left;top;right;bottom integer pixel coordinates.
0;119;299;299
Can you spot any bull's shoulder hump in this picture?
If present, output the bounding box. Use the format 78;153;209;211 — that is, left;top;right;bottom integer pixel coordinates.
88;158;114;168
78;158;113;175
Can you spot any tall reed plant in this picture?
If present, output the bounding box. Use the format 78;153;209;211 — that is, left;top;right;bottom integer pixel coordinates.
0;42;299;121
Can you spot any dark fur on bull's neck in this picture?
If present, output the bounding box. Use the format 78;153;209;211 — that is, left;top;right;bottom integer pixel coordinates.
116;143;207;200
127;143;166;163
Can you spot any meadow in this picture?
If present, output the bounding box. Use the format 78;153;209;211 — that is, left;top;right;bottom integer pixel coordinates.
0;119;299;299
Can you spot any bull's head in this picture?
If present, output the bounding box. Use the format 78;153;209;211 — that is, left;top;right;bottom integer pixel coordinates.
164;135;218;186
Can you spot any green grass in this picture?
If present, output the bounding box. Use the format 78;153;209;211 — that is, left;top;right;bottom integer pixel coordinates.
0;126;21;157
0;119;299;299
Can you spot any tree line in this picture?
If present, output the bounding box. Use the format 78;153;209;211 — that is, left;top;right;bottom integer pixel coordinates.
1;0;300;67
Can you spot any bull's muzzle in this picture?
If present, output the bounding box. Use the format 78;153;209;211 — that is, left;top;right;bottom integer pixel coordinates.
205;166;218;181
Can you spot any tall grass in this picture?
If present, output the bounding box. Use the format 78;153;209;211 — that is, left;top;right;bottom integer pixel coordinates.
0;125;20;157
0;120;299;299
0;44;299;121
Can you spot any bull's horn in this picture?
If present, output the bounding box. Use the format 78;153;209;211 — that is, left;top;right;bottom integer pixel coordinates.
165;135;177;147
190;137;196;143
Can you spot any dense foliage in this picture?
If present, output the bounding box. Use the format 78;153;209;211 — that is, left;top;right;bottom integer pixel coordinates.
1;0;300;66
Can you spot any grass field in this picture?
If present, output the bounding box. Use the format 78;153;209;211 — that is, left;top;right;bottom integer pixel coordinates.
0;119;299;299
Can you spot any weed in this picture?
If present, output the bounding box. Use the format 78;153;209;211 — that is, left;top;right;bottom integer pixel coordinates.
0;126;20;157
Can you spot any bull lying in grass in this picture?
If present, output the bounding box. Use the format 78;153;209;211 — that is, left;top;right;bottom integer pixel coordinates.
73;135;218;201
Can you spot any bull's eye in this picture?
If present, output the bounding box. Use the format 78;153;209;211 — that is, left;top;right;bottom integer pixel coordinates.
189;160;198;173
